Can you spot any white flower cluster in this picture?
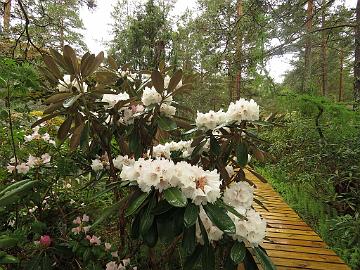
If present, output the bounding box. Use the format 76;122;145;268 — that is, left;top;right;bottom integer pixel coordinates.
102;92;130;108
120;158;221;205
72;214;91;234
7;153;51;174
196;207;223;244
58;74;88;92
195;98;259;130
224;181;266;246
91;154;135;172
106;258;136;270
24;126;55;145
152;140;194;159
141;87;176;117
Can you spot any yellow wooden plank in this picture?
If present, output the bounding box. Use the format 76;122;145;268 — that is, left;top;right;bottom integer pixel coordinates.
266;250;344;263
261;243;337;255
270;257;351;270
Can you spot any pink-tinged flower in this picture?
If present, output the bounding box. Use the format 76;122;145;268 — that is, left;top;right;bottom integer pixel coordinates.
111;251;118;258
16;163;30;174
106;261;118;270
73;216;81;225
88;235;101;245
40;235;51;247
104;242;112;251
71;226;81;234
83;226;91;233
82;214;89;222
86;235;92;240
6;164;16;173
41;153;51;164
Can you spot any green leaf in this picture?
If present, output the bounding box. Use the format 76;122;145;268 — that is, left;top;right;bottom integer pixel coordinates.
125;192;150;217
210;136;221;156
140;196;156;235
184;203;199;228
0;237;19;249
163;187;187;207
0;255;19;264
201;245;215;270
230;241;246;264
0;179;32;197
203;203;236;234
216;200;247;220
236;143;248;167
0;180;39;207
182;225;196;255
158;116;177;131
253;247;276;270
184;245;203;270
151;200;173;215
92;199;124;228
143;222;158;247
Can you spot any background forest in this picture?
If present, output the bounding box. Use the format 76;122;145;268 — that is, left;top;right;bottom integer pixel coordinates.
1;0;360;269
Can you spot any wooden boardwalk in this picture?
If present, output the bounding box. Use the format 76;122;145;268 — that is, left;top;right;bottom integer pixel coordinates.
245;169;351;270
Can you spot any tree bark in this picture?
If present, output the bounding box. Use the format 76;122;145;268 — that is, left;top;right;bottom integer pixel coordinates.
321;0;328;96
354;0;360;109
339;50;344;102
234;0;243;101
3;0;12;34
302;0;314;93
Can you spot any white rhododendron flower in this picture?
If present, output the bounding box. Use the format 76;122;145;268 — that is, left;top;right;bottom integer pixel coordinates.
195;110;226;131
113;155;135;170
102;92;130;108
229;209;266;247
223;181;254;210
226;98;259;123
141;87;162;106
58;74;88;92
91;159;103;171
225;165;235;178
196;207;223;244
16;163;30;174
151;140;194;159
160;103;176;116
120;159;221;204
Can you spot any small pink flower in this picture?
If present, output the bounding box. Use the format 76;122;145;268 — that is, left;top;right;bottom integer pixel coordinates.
7;164;16;173
89;235;101;245
83;226;91;233
86;235;92;240
16;163;30;174
73;217;81;225
71;226;81;234
104;242;112;251
82;214;89;222
39;235;51;247
111;251;118;258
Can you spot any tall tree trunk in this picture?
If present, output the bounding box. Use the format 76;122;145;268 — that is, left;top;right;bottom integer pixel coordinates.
302;0;314;93
339;50;344;102
354;0;360;109
234;0;243;101
321;0;328;96
3;0;11;34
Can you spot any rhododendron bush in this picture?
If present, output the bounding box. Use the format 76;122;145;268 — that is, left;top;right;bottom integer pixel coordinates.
0;46;275;270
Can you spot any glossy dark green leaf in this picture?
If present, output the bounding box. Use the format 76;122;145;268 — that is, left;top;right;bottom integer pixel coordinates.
125;192;150;217
163;187;187;207
143;222;158;247
210;136;221;156
184;245;203;270
253;247;276;270
182;225;196;255
201;245;215;270
158;116;177;131
236;142;248;167
0;255;19;264
184;203;199;228
230;241;246;264
203;203;236;234
151;200;173;215
0;236;18;249
140;196;156;235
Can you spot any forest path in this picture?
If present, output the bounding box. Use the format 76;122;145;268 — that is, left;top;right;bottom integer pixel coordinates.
241;169;351;270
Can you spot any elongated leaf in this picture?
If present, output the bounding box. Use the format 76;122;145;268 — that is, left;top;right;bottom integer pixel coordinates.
230;241;246;264
151;200;173;215
43;102;63;115
45;93;73;104
182;225;196;255
215;200;247;220
31;113;59;128
143;222;158;247
184;245;203;270
57;116;72;141
0;179;32;197
0;237;19;249
151;70;164;92
184;203;199;227
43;54;62;80
91;199;124;228
163;187;187;207
253;247;276;270
140;196;156;235
236;143;248;167
158;116;177;131
168;69;182;92
0;255;19;264
125;192;150;217
202;245;215;270
203;203;236;234
63;94;81;108
70;122;85;151
0;180;39;207
63;45;78;74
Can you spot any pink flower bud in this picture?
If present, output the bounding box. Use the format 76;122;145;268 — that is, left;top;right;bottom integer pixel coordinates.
40;235;51;247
